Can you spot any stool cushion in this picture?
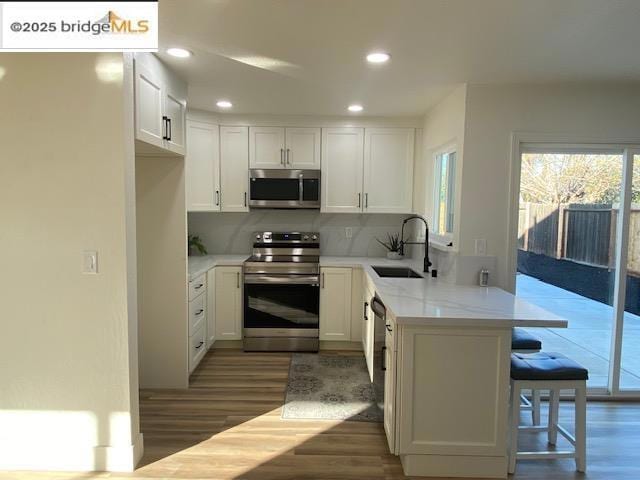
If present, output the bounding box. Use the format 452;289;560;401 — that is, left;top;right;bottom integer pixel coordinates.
511;328;542;350
511;352;589;381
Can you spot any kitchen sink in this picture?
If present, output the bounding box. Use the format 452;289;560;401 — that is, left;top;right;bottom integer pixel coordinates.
371;266;423;278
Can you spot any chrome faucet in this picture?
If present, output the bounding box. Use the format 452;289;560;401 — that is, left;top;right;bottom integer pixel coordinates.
399;215;432;273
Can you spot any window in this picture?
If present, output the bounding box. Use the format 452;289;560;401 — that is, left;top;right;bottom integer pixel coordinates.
433;150;456;237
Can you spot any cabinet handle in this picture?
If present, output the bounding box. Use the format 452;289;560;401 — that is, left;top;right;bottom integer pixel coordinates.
280;148;284;165
363;301;369;320
236;272;240;288
365;193;368;208
162;116;168;140
194;283;204;290
195;309;204;316
286;148;290;165
195;341;204;350
215;190;220;206
244;192;247;207
167;118;172;141
381;346;387;371
358;193;361;208
386;324;393;332
321;272;325;288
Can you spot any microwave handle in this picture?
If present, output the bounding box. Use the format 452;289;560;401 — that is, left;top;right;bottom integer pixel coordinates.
299;174;304;202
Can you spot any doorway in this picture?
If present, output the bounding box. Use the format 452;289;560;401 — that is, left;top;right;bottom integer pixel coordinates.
511;143;640;396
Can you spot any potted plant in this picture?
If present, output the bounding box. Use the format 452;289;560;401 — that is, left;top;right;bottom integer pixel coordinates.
188;235;208;256
376;233;403;260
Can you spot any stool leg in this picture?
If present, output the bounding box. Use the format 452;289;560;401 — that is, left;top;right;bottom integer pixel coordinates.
508;381;521;474
575;384;587;472
532;389;541;425
547;388;559;445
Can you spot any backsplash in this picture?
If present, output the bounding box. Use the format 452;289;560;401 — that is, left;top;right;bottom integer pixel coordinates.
188;211;415;257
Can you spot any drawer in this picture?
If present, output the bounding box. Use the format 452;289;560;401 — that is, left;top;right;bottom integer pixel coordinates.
189;293;206;335
189;325;207;373
189;274;206;300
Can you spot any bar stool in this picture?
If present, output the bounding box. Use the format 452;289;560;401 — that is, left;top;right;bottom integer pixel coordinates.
508;352;588;474
511;328;543;425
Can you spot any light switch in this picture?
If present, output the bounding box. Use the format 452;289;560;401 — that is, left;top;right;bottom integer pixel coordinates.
474;239;487;256
345;227;353;239
83;250;98;274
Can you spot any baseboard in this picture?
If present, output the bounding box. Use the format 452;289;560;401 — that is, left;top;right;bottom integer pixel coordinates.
400;453;507;479
212;340;244;349
0;433;144;472
320;341;363;351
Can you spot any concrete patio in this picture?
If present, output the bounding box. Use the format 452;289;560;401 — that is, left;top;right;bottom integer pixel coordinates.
516;274;640;390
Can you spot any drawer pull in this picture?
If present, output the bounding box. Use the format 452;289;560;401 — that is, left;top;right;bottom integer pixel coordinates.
195;309;204;316
194;283;204;290
363;301;368;320
386;324;393;332
195;341;204;350
381;346;387;371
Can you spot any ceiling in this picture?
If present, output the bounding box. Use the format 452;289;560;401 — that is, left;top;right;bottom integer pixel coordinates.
158;0;640;116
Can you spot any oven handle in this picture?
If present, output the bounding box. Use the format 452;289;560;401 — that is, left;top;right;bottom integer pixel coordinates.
243;274;320;285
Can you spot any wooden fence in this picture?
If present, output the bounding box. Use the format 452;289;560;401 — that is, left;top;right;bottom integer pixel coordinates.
518;202;640;275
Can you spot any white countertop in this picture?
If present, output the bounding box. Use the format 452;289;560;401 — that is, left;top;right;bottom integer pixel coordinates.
189;254;568;329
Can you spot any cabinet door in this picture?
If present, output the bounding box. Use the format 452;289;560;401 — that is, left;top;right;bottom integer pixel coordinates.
285;127;321;169
363;285;375;381
164;88;187;155
134;60;164;148
363;128;415;213
214;267;243;340
206;268;216;348
319;268;352;341
321;128;364;213
220;126;249;212
384;326;397;454
249;126;285;169
186;121;220;212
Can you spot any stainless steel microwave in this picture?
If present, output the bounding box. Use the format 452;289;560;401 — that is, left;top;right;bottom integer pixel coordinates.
249;169;320;209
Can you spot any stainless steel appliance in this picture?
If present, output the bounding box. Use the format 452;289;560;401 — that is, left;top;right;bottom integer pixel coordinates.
371;295;387;416
243;231;320;351
248;169;320;209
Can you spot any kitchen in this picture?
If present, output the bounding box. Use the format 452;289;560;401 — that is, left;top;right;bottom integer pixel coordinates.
2;2;640;480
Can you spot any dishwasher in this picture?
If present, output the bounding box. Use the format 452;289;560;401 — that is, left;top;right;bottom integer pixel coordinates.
371;295;387;417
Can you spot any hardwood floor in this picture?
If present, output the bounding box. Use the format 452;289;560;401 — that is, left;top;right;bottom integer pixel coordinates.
1;349;639;479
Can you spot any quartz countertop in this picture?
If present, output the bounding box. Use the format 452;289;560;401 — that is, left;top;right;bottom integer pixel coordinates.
188;254;247;280
321;256;568;328
189;254;567;329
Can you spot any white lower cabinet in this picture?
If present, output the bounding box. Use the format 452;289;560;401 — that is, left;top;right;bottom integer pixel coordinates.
188;274;208;373
214;266;243;340
189;324;207;373
319;267;352;341
363;283;375;381
206;268;216;348
383;315;397;454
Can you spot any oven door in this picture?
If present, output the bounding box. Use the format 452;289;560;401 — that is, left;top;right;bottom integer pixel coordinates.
243;274;320;337
249;169;320;209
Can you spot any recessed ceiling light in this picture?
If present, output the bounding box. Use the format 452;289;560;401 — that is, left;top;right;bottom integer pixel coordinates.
166;47;192;58
216;100;233;109
348;104;363;112
366;52;390;64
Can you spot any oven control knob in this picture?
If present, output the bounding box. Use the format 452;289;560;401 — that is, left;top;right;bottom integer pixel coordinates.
312;235;318;241
303;235;309;241
255;234;261;240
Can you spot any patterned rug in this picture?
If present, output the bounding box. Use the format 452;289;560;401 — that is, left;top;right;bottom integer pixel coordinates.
282;353;383;422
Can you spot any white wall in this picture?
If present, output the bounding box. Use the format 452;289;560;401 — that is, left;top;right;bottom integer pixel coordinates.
0;54;141;471
460;83;640;289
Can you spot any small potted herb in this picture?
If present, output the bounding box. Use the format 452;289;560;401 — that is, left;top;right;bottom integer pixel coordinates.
188;235;208;256
376;233;403;260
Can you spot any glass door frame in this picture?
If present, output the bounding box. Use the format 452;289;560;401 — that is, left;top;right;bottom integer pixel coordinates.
509;137;640;398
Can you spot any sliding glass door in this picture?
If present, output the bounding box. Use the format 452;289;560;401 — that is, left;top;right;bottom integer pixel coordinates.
516;145;640;396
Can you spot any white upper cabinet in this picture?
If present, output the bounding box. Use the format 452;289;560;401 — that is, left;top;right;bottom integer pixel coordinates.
186;120;220;212
249;127;285;169
220;126;249;212
134;53;187;156
321;127;364;213
285;127;321;169
363;128;415;213
249;127;321;169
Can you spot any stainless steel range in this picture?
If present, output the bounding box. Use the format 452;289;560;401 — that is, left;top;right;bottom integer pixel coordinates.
243;231;320;352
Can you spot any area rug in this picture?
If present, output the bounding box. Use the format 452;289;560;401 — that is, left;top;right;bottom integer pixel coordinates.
282;353;382;422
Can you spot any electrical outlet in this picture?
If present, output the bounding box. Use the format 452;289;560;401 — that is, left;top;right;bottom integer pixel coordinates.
83;250;98;274
474;239;487;256
345;227;353;239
